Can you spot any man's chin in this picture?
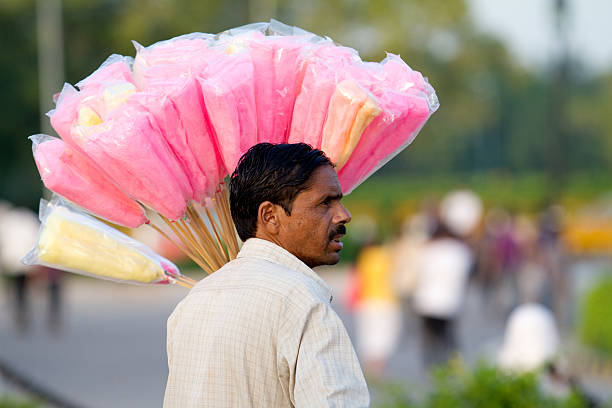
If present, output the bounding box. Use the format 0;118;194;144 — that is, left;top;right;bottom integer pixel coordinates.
307;252;341;268
320;251;342;266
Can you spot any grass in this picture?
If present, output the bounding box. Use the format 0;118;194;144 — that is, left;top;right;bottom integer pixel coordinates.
342;170;611;232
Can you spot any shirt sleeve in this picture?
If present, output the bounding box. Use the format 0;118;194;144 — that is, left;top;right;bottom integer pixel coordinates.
278;297;370;407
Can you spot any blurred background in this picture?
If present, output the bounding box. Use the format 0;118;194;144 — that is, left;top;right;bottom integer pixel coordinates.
1;0;612;407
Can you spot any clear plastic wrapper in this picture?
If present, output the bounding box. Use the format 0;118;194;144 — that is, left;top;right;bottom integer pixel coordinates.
49;78;192;219
250;34;313;144
22;196;186;285
133;37;225;198
132;33;214;89
76;54;135;91
337;90;432;194
198;49;258;173
287;42;361;148
320;79;382;168
337;54;438;193
31;134;148;228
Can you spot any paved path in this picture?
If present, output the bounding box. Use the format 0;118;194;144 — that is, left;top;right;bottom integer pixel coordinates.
0;261;610;407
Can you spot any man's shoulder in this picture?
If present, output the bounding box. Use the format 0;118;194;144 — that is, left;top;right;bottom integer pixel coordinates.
190;256;326;305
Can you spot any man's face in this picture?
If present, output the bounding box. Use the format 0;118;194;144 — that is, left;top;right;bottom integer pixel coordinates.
277;165;351;268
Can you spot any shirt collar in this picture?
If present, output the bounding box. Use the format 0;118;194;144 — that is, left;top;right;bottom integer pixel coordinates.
237;238;334;303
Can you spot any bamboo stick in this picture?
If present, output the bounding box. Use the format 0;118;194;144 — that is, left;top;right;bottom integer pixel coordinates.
176;219;222;271
177;275;198;286
161;216;215;274
216;188;239;257
172;279;193;289
219;187;238;255
174;274;196;287
182;218;226;272
188;205;228;262
181;211;226;269
183;219;225;270
163;267;198;287
203;207;229;261
148;222;212;274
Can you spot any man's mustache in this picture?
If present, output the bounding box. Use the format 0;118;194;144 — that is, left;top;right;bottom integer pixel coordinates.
329;224;347;240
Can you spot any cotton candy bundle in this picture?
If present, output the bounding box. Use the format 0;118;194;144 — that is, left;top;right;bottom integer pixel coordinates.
50;79;192;220
22;196;194;287
337;54;437;193
198;49;258;173
30;19;438;277
31;134;147;228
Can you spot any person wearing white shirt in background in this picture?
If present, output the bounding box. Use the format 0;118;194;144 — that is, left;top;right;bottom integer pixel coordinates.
411;190;482;367
413;222;473;366
164;143;369;407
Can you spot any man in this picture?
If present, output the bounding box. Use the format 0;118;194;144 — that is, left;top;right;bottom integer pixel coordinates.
164;143;369;407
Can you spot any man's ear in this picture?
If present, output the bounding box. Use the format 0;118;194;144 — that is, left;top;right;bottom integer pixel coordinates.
257;201;282;236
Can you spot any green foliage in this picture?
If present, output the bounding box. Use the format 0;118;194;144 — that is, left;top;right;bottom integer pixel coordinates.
373;360;589;408
0;395;39;408
579;275;612;354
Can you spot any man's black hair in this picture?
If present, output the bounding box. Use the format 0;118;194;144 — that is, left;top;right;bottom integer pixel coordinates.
229;143;333;242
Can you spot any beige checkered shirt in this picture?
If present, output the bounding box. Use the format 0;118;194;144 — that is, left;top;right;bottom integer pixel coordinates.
164;238;370;407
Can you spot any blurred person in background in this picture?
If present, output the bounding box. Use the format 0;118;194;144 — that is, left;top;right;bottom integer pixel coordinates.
390;214;430;339
412;190;480;367
514;215;548;304
353;238;401;378
413;222;473;367
0;202;41;332
497;302;597;405
538;205;568;329
438;190;483;245
498;302;560;373
476;208;521;315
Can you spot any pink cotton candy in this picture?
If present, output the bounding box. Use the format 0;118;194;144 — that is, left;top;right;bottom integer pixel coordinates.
320;80;381;168
64;94;191;220
76;55;135;91
338;91;431;194
129;91;209;203
49;84;112;142
137;64;226;197
32;135;147;228
310;41;361;63
170;78;226;193
134;40;226;197
381;54;429;96
51;79;194;217
199;51;257;174
320;80;371;164
250;35;309;144
287;41;362;149
132;35;213;88
288;60;348;149
49;84;82;141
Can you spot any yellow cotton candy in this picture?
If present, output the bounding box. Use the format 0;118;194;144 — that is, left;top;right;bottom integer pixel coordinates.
103;82;136;111
321;80;381;168
337;94;381;169
38;211;165;283
77;106;102;127
226;44;240;54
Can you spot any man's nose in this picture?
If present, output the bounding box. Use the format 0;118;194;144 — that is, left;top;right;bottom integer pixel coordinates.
335;202;351;224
